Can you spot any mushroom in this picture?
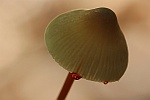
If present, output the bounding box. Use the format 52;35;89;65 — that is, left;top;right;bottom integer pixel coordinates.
45;7;128;100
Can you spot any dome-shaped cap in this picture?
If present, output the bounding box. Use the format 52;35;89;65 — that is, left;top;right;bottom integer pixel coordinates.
45;7;128;82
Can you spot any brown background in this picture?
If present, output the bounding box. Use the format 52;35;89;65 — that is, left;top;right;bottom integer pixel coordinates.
0;0;150;100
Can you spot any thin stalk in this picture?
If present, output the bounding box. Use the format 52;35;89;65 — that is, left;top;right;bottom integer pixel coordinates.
57;72;74;100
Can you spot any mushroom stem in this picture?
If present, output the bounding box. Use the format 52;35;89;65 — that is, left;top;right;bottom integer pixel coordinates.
57;72;74;100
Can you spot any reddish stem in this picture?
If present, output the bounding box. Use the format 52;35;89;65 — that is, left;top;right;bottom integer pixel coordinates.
57;72;74;100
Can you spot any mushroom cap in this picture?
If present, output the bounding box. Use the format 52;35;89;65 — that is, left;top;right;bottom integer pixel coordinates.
45;7;128;82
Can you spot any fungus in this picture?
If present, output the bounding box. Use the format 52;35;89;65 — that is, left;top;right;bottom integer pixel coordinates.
45;7;128;100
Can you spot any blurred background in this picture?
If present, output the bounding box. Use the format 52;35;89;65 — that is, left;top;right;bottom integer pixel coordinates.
0;0;150;100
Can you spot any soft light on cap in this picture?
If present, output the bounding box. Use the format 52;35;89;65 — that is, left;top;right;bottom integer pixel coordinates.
45;7;128;82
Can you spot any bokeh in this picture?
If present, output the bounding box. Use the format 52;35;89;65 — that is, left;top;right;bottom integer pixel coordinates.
0;0;150;100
